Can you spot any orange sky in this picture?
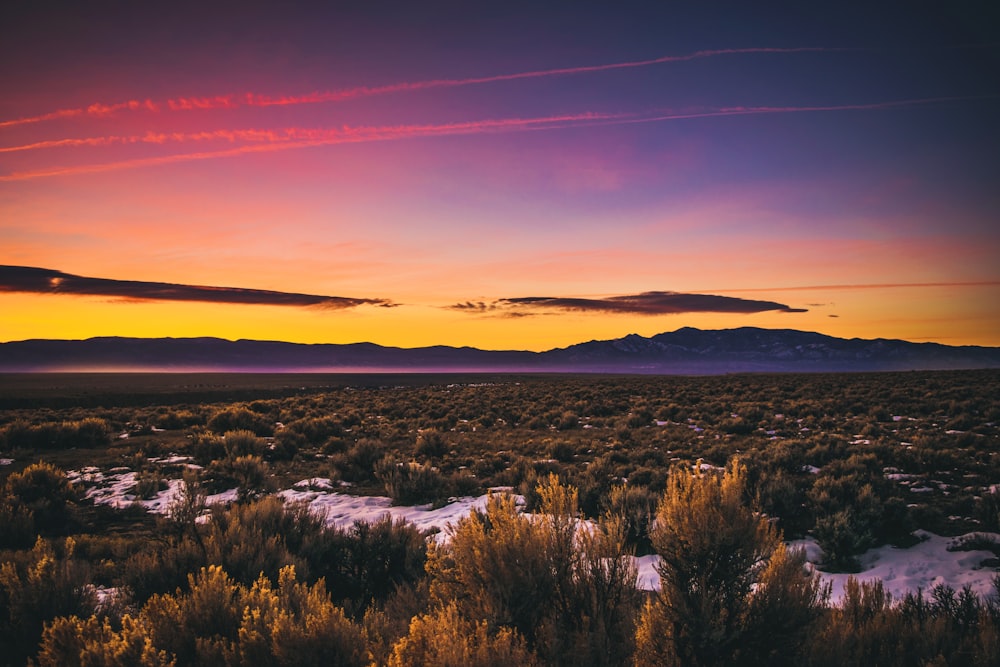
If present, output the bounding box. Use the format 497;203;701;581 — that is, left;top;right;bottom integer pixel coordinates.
1;3;998;350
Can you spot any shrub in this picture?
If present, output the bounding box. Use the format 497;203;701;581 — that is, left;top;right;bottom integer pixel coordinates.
207;407;273;437
0;538;96;666
208;454;271;503
310;515;428;615
428;476;639;666
288;416;344;445
38;565;366;667
388;602;539;667
375;457;448;506
332;438;384;483
131;471;167;501
415;430;448;459
4;461;78;533
222;429;265;458
605;483;658;554
190;432;227;465
0;498;35;549
634;460;823;666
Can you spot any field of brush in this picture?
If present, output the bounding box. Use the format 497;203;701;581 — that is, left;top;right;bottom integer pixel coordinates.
2;370;999;666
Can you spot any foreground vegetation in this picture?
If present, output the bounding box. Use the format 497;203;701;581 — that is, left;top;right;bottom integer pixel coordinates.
1;370;999;665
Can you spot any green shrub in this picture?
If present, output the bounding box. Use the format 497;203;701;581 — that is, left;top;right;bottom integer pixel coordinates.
375;457;448;506
207;407;273;437
4;461;78;533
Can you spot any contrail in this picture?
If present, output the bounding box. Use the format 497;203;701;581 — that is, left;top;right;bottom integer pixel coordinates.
0;112;622;181
707;281;1000;293
0;99;161;129
569;94;1000;130
5;94;994;157
0;47;844;128
2;95;994;181
0;128;319;153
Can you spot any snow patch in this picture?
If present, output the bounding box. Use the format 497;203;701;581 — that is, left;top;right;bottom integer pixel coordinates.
279;480;521;543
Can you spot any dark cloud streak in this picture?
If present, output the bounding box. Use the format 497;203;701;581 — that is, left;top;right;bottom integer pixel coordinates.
449;291;806;316
0;266;393;309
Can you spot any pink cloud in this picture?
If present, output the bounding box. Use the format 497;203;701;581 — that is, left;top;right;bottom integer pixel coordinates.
0;46;846;127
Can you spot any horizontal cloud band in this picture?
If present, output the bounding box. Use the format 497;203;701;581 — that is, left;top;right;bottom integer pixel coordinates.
451;291;806;315
0;266;393;309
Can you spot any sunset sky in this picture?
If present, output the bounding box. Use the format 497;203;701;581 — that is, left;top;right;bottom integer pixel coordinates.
2;1;998;350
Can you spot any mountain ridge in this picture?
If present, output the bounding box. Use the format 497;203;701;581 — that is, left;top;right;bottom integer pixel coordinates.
1;327;998;373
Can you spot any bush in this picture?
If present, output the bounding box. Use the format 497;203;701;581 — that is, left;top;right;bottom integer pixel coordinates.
131;470;167;501
207;407;273;437
415;430;448;459
4;461;78;533
605;483;658;554
190;432;227;465
375;457;448;505
311;515;428;615
208;454;271;503
388;602;539;667
428;476;639;666
0;538;96;667
38;565;367;667
288;416;343;445
0;498;35;549
331;438;384;483
634;460;823;666
222;429;265;458
0;419;108;451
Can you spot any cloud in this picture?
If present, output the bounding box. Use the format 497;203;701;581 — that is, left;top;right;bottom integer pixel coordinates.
0;46;843;128
0;112;620;181
7;92;995;181
710;280;1000;292
9;93;993;181
0;265;393;309
450;291;806;316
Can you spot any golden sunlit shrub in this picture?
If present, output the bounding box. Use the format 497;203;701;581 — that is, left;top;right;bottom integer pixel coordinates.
0;538;96;666
427;475;639;666
37;615;174;667
634;460;823;667
387;602;538;667
38;565;366;667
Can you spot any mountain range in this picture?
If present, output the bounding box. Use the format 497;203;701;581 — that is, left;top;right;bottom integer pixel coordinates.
1;327;999;373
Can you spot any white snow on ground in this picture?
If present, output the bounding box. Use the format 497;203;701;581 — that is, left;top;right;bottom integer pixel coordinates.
788;530;999;604
68;466;236;515
278;482;513;541
634;532;999;603
635;554;661;590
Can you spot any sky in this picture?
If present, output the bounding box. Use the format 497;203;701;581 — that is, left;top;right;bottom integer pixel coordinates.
1;0;998;351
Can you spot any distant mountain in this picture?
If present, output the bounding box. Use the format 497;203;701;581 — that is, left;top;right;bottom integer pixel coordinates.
1;328;999;373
